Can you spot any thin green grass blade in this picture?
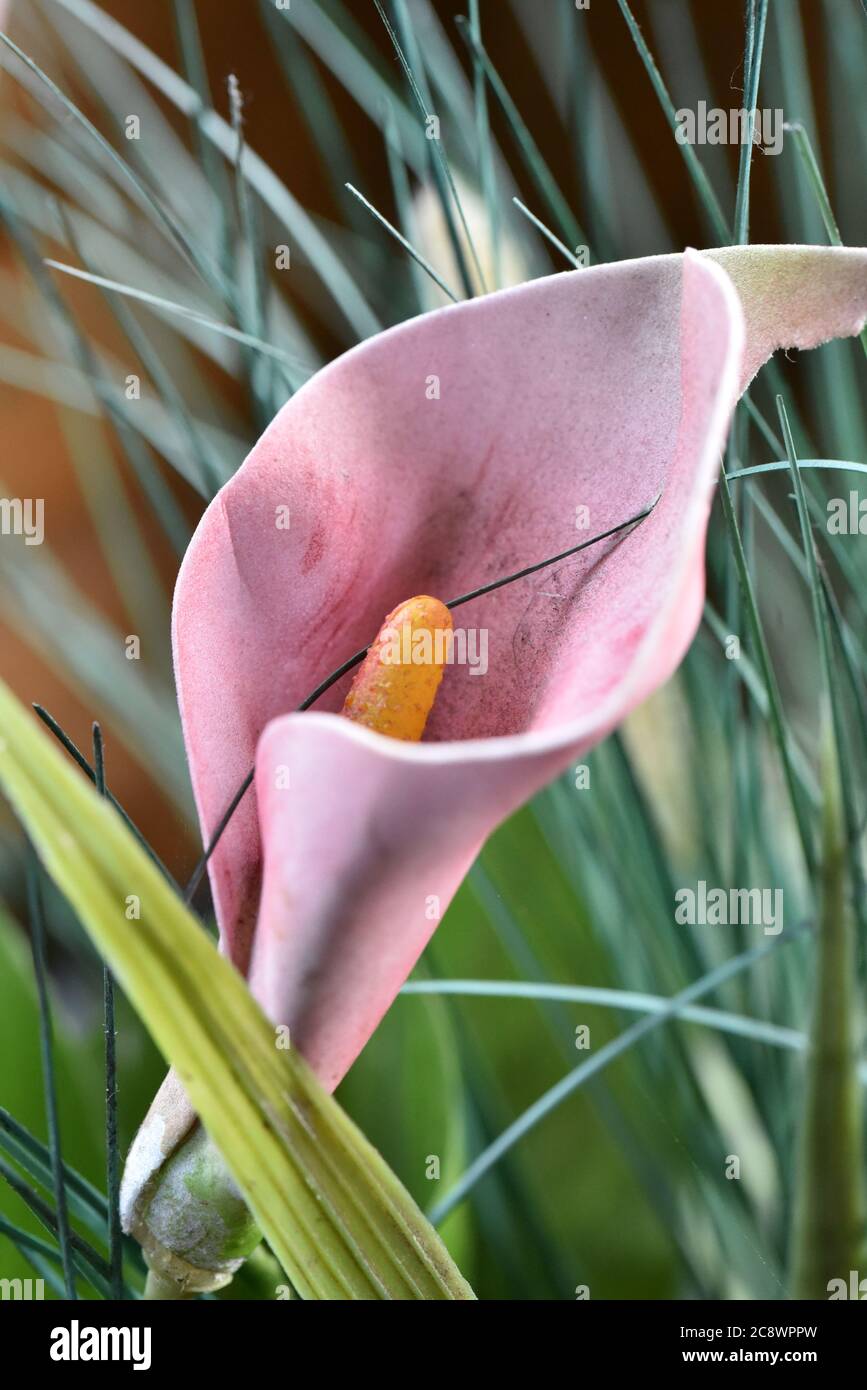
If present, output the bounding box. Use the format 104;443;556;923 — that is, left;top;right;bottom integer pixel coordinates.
345;183;459;302
374;0;481;297
768;2;823;242
402;979;815;1057
738;486;867;695
26;856;76;1300
726;2;772;921
430;929;807;1225
49;0;382;340
0;194;172;649
93;727;124;1301
0;337;240;498
733;0;768;246
0;1105;111;1246
615;0;730;243
0;533;191;813
0;1155;113;1299
702;601;818;807
55;204;222;505
42;260;312;376
468;0;500;288
789;718;864;1296
381;97;431;312
0;1103;147;1284
716;469;816;878
455;15;588;254
512;197;581;268
227;74;277;426
777;398;867;937
727;459;867;482
0;31;230;299
32;706;179;891
0;1216;67;1296
259;0;365;211
274;0;426;173
172;0;232;277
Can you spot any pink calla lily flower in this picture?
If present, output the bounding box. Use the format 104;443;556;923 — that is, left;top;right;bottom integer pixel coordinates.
123;244;867;1228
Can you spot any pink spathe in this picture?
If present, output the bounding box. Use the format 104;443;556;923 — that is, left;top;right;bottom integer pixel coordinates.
171;244;867;1092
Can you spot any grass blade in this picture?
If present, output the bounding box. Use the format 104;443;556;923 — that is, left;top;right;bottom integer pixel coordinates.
93;726;124;1301
345;183;459;302
777;398;867;936
25;857;76;1299
403;979;815;1057
0;1155;114;1298
512;197;581;268
172;0;232;277
430;929;807;1224
0;1215;67;1296
0;31;229;299
733;0;769;246
716;470;816;877
456;15;588;253
49;0;382;339
374;0;481;297
468;0;500;288
42;260;312;376
616;0;729;242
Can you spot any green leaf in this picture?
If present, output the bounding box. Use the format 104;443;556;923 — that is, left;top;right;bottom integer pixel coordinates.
0;679;474;1301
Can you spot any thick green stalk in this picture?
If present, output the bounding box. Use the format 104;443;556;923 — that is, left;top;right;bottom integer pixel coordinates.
789;712;864;1298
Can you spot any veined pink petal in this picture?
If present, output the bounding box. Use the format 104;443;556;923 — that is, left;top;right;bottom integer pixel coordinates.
172;244;866;1091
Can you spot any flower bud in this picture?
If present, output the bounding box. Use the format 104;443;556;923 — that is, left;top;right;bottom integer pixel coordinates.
126;1122;261;1296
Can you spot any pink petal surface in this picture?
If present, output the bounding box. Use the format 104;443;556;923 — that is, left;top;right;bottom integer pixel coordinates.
174;244;866;1010
173;247;748;1080
123;244;866;1217
244;250;741;1088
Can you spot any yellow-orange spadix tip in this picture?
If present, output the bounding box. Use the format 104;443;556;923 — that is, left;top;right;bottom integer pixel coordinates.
341;595;452;742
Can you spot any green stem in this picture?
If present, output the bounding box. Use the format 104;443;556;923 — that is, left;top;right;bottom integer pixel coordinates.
144;1269;193;1301
789;712;864;1298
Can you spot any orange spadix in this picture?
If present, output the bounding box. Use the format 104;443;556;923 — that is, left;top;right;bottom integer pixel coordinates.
341;595;452;741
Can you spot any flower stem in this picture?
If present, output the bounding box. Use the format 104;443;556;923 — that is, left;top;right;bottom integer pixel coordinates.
143;1269;193;1301
789;710;864;1297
